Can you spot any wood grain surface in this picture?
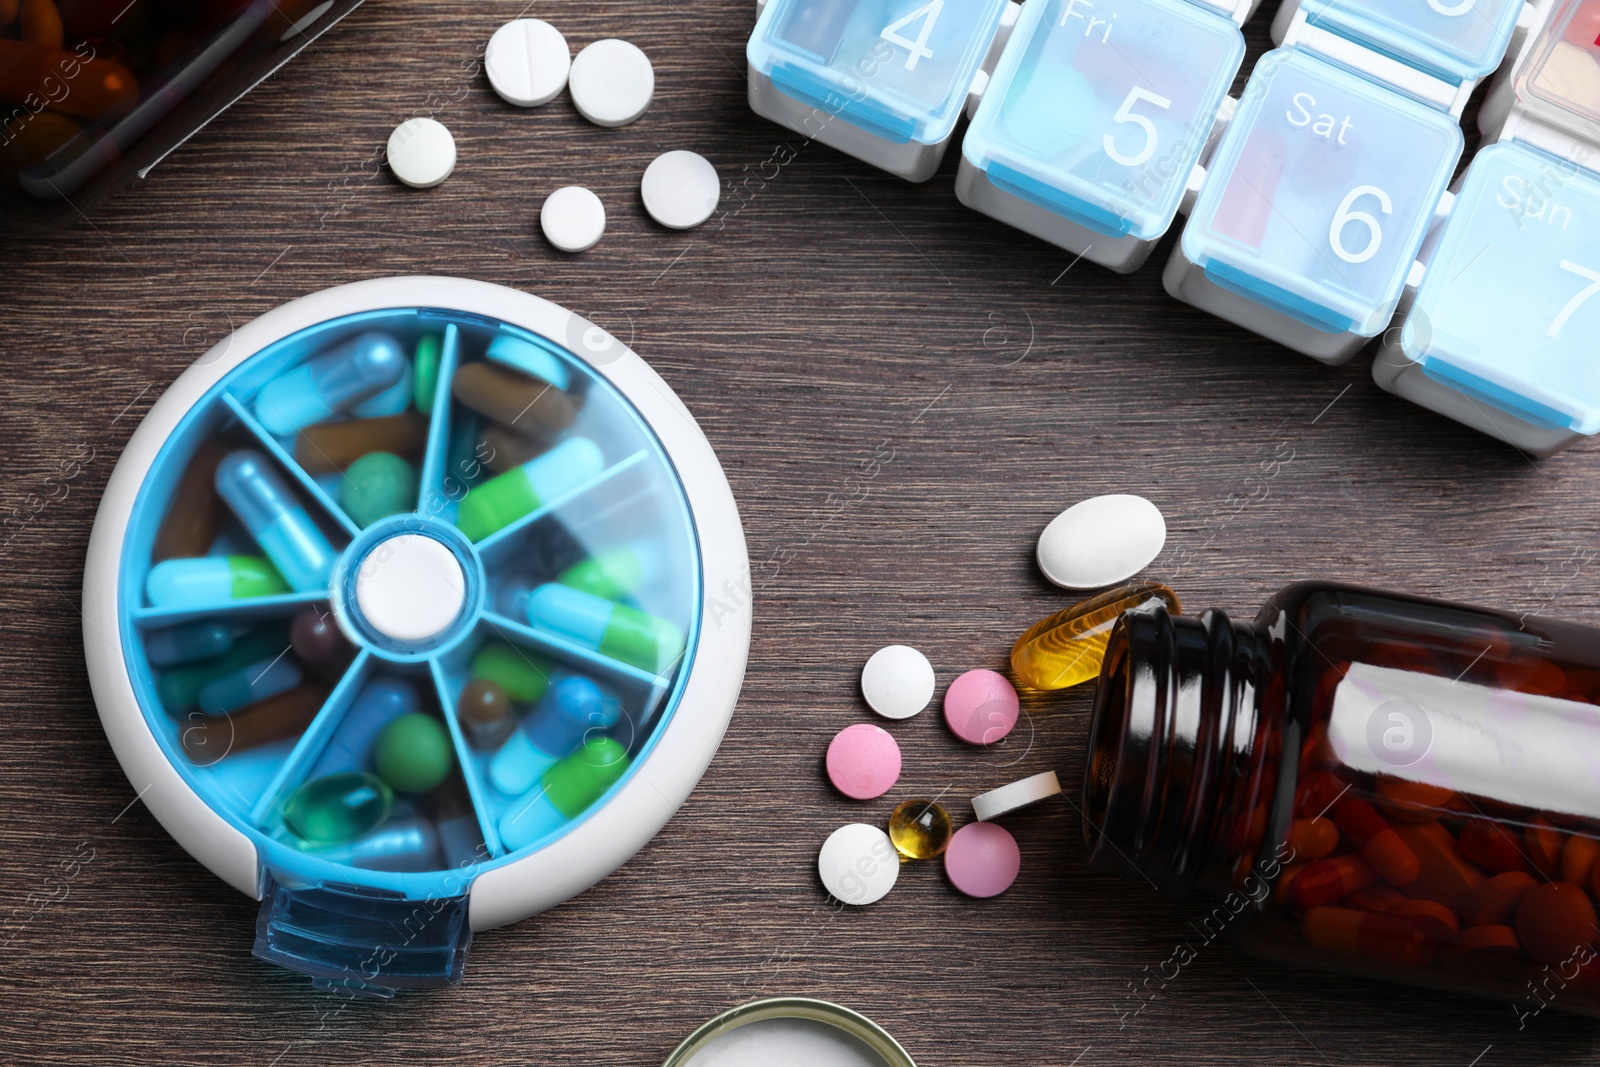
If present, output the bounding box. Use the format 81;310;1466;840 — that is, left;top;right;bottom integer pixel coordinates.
2;2;1599;1065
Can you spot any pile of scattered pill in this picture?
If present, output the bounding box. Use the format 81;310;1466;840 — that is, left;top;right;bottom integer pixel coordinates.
818;493;1174;906
387;18;721;253
817;643;1062;906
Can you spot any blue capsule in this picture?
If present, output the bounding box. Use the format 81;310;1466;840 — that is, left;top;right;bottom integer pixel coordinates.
292;814;440;872
489;674;621;797
145;554;288;609
309;678;419;778
144;620;237;666
196;655;302;715
215;451;338;593
254;331;408;435
351;357;414;418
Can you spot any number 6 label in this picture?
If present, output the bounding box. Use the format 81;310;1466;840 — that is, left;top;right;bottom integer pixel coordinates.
1330;185;1392;265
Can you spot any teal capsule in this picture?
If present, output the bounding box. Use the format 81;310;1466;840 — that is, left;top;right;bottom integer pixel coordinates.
156;628;289;714
144;620;236;667
282;772;394;845
340;451;417;528
146;555;288;609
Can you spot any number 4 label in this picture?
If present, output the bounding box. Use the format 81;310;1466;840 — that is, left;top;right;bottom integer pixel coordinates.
882;1;943;72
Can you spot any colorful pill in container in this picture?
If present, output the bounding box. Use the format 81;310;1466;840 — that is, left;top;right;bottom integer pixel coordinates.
83;277;751;996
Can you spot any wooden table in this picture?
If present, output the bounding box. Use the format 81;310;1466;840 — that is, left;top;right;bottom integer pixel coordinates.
3;2;1598;1064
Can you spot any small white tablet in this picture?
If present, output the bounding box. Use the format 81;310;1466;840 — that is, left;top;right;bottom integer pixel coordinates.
485;18;571;107
540;186;607;252
569;38;654;127
972;771;1063;822
641;150;721;230
387;118;456;189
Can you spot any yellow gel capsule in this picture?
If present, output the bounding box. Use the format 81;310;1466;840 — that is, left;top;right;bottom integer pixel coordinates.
1010;581;1181;691
888;799;953;861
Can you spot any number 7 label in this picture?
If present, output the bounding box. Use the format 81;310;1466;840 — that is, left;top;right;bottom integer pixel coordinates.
1550;260;1600;338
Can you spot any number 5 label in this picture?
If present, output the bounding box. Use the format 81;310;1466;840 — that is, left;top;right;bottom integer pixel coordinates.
1104;86;1173;168
882;1;944;73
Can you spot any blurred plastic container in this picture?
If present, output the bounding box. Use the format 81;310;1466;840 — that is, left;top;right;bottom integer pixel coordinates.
0;0;365;233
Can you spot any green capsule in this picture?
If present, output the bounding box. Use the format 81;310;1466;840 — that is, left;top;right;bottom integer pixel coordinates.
471;643;554;704
556;540;665;601
414;334;442;416
544;736;629;816
282;772;393;845
455;437;603;542
340;451;417;528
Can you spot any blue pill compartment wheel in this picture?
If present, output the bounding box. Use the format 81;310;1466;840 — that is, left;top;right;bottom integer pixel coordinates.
82;277;752;995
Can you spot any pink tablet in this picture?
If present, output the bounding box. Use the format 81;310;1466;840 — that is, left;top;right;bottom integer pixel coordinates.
825;723;902;800
942;669;1020;745
944;821;1021;898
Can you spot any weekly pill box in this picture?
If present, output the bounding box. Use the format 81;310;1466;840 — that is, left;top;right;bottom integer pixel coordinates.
746;0;1013;180
1166;47;1464;363
1377;0;1600;455
1272;0;1526;88
83;277;751;994
957;0;1247;272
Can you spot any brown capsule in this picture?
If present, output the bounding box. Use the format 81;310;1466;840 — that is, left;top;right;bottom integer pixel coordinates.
295;411;429;474
452;362;576;440
20;0;63;47
152;439;227;562
180;685;327;763
457;678;514;749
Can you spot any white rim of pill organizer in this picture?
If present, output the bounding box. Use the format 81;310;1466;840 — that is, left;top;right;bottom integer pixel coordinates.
83;276;752;932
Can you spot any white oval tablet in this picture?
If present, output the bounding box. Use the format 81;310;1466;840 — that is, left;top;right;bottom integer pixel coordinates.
641;150;721;230
972;771;1062;822
540;186;606;252
485;18;571;107
387;118;456;189
1036;494;1166;589
818;823;899;906
860;644;935;720
569;38;654;127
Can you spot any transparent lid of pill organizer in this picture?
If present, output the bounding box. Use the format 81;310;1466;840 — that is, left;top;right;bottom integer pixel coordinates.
1402;141;1600;434
1182;48;1463;336
116;308;702;908
747;0;1009;145
962;0;1244;241
1300;0;1523;83
1514;0;1600;145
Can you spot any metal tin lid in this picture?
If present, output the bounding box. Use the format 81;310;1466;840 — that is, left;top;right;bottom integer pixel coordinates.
663;998;916;1067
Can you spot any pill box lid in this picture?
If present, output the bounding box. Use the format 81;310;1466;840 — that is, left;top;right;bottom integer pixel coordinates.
1513;0;1600;146
662;998;917;1067
1182;48;1464;337
962;0;1244;241
1299;0;1524;83
747;0;1010;145
1402;141;1600;435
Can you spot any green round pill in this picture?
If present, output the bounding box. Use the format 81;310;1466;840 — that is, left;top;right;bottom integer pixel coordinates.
373;712;454;793
341;451;417;528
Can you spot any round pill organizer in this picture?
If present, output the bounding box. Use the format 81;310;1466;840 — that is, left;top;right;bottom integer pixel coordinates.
83;277;750;996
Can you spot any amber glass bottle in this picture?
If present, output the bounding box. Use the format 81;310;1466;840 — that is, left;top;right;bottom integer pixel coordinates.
1085;582;1600;1019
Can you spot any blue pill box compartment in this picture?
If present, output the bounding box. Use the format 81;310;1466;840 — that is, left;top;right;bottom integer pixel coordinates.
748;0;1011;145
1182;48;1464;337
117;307;705;904
963;0;1246;242
1401;141;1600;435
1296;0;1525;84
